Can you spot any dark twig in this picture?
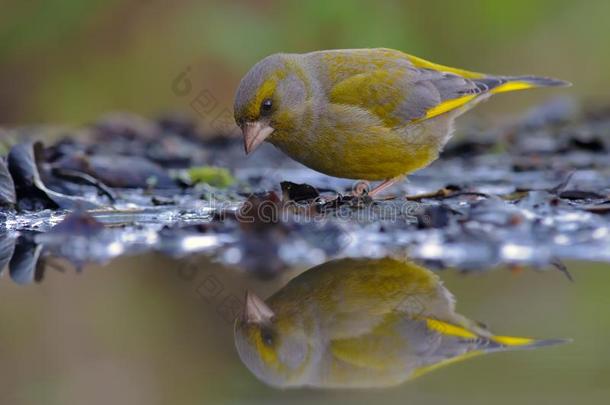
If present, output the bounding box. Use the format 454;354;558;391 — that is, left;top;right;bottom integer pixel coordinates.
551;258;574;282
52;168;117;202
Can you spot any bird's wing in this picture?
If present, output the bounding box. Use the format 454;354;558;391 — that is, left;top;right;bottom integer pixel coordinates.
319;48;568;127
409;318;567;379
322;49;496;127
328;65;489;127
329;312;413;372
327;315;483;376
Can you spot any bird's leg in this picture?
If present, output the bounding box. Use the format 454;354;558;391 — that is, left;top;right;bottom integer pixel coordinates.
367;176;403;197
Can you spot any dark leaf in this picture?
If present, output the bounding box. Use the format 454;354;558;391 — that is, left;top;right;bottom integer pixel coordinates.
442;139;495;158
0;158;16;206
416;205;452;229
568;136;606;153
558;190;605;200
9;236;43;285
54;154;176;189
281;181;320;202
51;168;117;202
0;232;16;276
584;203;610;214
8;142;101;210
237;192;283;231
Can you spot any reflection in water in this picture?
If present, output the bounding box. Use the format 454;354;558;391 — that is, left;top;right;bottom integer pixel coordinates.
235;258;569;389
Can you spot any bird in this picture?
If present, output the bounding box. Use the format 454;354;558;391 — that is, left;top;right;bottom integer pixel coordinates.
234;257;569;388
233;48;570;195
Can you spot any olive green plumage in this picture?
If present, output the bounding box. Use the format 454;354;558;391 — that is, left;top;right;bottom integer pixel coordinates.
234;258;568;388
234;48;569;182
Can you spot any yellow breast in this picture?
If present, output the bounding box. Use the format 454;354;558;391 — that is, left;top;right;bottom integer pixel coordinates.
269;104;441;181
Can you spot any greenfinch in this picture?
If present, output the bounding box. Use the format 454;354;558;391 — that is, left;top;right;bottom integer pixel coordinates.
234;258;568;388
233;48;570;194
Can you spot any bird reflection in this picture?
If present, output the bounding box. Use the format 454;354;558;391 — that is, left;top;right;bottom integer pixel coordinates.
235;257;568;389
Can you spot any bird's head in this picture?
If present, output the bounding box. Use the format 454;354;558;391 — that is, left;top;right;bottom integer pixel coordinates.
233;54;308;154
234;291;313;388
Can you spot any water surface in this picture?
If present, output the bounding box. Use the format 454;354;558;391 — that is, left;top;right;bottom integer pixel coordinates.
1;253;607;405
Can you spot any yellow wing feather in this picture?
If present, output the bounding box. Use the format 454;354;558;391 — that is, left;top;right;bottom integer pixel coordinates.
420;94;478;121
405;53;485;79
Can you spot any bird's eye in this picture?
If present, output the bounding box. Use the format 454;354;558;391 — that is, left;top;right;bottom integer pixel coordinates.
260;327;275;346
260;98;273;114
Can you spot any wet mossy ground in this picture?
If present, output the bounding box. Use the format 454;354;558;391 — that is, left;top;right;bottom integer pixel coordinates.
1;99;609;281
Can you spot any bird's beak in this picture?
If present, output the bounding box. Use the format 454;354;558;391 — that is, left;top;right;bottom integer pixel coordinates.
242;290;275;325
242;121;274;155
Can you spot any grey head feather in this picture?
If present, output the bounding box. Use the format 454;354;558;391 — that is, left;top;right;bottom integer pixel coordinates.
234;54;287;122
234;53;310;128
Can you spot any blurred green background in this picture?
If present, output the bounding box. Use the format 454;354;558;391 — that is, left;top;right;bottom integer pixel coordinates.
1;0;609;126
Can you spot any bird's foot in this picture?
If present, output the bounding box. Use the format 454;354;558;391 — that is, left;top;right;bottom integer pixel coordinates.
346;178;402;200
365;177;403;198
368;178;400;197
351;181;370;197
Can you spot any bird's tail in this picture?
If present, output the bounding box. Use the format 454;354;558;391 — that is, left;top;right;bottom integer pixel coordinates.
427;317;571;352
411;319;570;380
486;334;572;351
480;75;572;95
